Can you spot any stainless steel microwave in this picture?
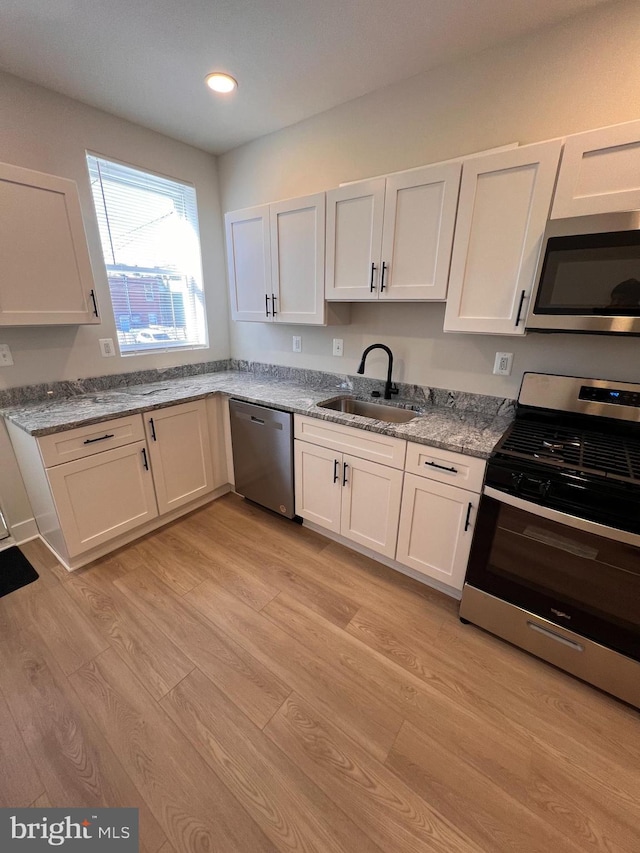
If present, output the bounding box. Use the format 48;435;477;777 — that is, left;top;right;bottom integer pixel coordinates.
526;229;640;335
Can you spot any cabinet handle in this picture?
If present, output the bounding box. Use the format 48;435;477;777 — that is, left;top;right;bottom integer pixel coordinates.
370;262;376;292
149;418;156;441
424;460;458;474
333;459;339;483
265;294;271;317
141;447;149;470
380;261;388;292
89;289;99;317
342;462;349;486
83;433;114;444
464;501;473;532
515;290;526;327
271;294;277;317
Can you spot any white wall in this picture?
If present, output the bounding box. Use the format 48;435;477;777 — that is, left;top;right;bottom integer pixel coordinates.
0;71;229;391
218;0;640;398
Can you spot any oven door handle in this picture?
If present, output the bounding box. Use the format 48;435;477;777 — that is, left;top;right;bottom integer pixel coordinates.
483;486;640;548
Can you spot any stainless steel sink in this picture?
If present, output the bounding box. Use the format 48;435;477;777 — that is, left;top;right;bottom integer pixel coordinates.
318;396;419;423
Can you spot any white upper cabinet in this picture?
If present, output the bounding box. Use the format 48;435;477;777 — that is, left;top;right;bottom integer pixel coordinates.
444;140;562;336
551;120;640;218
325;163;462;301
269;194;326;324
225;193;345;325
0;161;99;325
325;179;386;300
225;204;272;322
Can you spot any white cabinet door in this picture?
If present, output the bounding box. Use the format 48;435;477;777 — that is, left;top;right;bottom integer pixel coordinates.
294;440;342;533
270;193;326;325
396;473;475;591
380;162;461;301
225;205;272;322
0;161;98;326
144;400;214;515
444;140;562;335
46;440;158;557
340;454;403;559
552;120;640;218
325;179;385;300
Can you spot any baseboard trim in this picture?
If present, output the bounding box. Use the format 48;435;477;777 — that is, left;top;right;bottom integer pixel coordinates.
302;520;461;601
9;517;39;545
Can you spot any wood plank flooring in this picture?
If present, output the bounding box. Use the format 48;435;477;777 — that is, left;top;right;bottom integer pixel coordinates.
1;493;638;853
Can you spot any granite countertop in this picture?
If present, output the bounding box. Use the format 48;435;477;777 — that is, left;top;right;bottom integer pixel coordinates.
1;369;514;459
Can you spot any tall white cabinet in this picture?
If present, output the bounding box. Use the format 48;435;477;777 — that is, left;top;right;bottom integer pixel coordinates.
0;161;99;326
325;162;462;301
443;140;562;335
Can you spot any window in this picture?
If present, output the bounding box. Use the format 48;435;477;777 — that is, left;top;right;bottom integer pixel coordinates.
86;154;207;354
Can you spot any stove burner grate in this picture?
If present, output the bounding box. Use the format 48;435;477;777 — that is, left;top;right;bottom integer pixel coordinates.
498;421;640;483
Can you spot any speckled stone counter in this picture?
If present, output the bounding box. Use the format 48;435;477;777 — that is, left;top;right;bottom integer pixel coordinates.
1;364;515;459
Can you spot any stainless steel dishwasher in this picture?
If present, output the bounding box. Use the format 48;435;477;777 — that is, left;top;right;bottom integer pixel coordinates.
229;399;295;518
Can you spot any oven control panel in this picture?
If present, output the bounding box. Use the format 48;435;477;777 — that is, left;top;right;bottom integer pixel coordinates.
579;385;640;407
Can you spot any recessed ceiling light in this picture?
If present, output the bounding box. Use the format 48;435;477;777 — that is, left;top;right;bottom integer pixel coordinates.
205;73;238;94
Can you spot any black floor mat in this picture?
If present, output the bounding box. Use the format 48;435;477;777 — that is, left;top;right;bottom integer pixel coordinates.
0;546;39;598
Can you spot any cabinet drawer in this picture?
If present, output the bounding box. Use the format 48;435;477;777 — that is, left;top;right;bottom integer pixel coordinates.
295;415;406;469
405;442;485;492
38;414;145;467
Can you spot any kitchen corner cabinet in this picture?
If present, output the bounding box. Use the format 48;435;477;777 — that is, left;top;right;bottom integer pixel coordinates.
143;399;214;514
0;161;99;326
294;416;405;559
443;140;562;336
325;162;462;301
225;193;348;325
395;443;486;591
551;120;640;218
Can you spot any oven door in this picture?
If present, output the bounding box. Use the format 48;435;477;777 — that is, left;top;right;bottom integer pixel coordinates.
464;487;640;661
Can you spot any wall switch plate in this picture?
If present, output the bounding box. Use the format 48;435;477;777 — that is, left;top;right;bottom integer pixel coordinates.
493;352;513;375
99;338;116;357
332;338;344;356
292;335;302;353
0;344;13;367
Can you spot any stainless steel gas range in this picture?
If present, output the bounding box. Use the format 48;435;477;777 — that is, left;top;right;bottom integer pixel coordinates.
460;372;640;708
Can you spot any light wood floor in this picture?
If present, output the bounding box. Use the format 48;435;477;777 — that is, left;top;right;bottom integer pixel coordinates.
1;494;638;853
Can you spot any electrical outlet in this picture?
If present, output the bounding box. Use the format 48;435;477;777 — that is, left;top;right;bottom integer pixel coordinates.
292;335;302;353
0;344;13;367
99;338;116;357
493;352;513;376
332;338;344;357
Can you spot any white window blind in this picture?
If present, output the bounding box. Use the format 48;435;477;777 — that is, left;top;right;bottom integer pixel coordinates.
86;154;208;355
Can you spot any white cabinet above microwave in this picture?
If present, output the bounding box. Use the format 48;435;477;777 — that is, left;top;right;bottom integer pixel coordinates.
551;119;640;219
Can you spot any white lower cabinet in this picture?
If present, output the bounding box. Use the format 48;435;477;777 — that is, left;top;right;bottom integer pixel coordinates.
144;399;214;515
294;430;404;559
7;399;226;569
396;472;476;591
46;440;158;558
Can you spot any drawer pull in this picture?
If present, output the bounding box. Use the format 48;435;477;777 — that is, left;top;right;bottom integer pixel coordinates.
425;460;458;474
527;621;584;652
141;448;149;470
83;433;115;445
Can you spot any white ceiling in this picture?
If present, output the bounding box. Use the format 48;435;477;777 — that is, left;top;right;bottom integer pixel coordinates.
0;0;612;154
